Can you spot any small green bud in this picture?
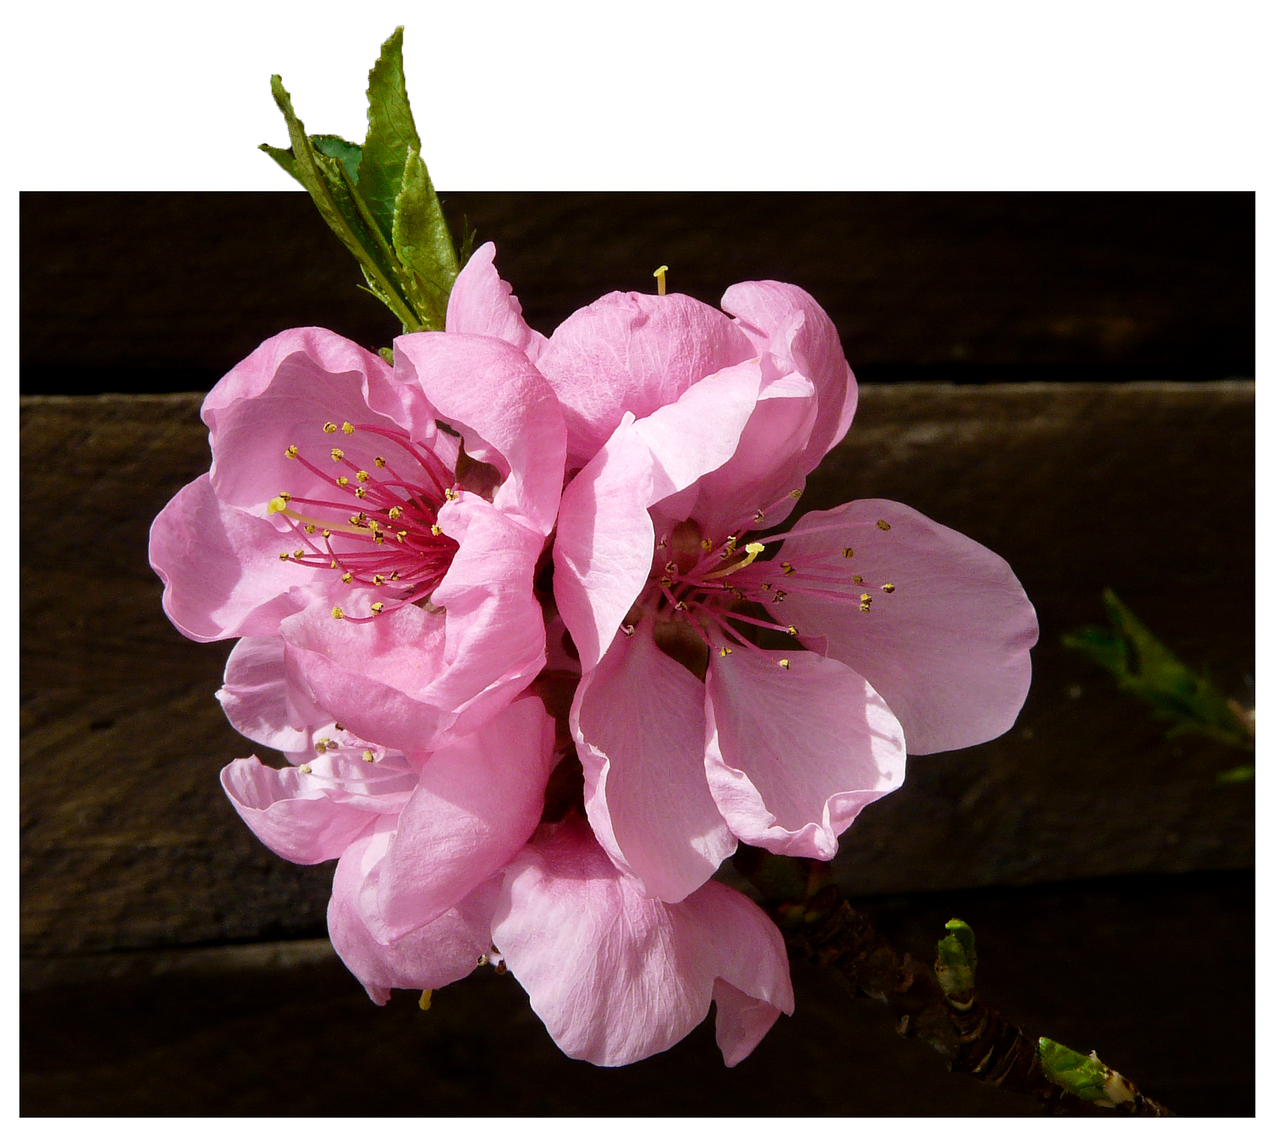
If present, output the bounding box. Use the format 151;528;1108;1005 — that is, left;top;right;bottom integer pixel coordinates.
935;917;977;1001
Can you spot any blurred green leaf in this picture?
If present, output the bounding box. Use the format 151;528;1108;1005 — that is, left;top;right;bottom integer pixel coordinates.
1063;589;1253;754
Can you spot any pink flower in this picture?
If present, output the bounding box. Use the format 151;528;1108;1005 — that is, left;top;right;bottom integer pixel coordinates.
149;294;567;752
540;280;1039;903
220;643;792;1067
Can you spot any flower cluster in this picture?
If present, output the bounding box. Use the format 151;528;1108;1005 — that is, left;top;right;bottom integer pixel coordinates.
150;242;1037;1067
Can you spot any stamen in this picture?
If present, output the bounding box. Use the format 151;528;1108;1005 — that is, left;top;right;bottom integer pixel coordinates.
323;422;338;434
342;422;355;435
362;750;375;762
285;445;299;459
331;448;345;462
779;659;790;669
653;264;668;296
877;519;891;531
882;583;896;592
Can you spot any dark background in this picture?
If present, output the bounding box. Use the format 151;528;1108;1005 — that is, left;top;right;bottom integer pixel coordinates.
19;192;1254;1116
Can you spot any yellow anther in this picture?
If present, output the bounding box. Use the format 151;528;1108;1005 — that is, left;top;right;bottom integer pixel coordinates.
860;602;872;612
331;448;345;462
291;549;304;561
761;582;772;592
852;575;864;584
322;529;331;538
371;602;385;614
362;750;375;763
653;264;669;296
285;444;299;459
323;422;339;434
781;561;796;576
373;531;385;545
268;496;289;515
337;475;349;487
356;469;370;482
304;523;316;534
778;658;791;669
390;572;400;581
330;559;338;570
388;506;403;519
790;488;802;499
718;646;733;657
341;572;353;584
374;456;386;467
842;548;855;558
787;625;798;635
660;576;673;588
860;593;873;603
419;989;433;1011
372;574;386;586
397;530;408;541
674;600;687;610
881;583;896;593
772;589;787;603
726;535;738;550
444;487;458;500
354;486;367;499
313;739;328;754
341;422;355;435
299;764;312;774
278;552;289;561
430;524;442;536
876;519;891;531
700;538;714;551
755;509;766;523
621;624;635;637
332;606;344;619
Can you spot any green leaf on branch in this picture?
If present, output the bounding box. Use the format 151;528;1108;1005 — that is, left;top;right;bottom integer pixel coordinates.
260;28;463;333
1039;1038;1110;1102
1063;588;1254;754
311;134;363;184
934;918;977;1002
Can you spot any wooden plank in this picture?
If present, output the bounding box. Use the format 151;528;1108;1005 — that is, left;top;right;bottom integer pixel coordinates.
19;382;1253;954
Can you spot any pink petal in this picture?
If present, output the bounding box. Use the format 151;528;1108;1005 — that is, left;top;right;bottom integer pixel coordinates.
393;331;567;536
553;360;764;671
780;499;1039;754
572;621;736;902
721;280;857;463
216;636;333;759
491;820;792;1067
445;241;549;363
328;825;499;1005
376;696;556;939
149;474;325;642
220;750;416;864
200;327;426;515
538;291;757;467
279;496;546;754
704;647;906;858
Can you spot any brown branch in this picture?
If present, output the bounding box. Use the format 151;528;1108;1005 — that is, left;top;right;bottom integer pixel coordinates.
737;852;1173;1116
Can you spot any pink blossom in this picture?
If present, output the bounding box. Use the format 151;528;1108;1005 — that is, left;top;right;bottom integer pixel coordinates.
543;280;1039;902
149;291;567;752
220;643;792;1066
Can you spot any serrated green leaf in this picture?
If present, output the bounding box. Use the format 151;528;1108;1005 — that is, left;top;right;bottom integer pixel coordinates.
1038;1038;1109;1101
264;73;421;332
311;134;362;184
358;26;421;244
259;142;301;182
392;146;459;330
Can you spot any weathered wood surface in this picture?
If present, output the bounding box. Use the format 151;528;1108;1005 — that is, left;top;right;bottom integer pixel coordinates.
21;871;1253;1116
21;192;1252;394
19;382;1252;956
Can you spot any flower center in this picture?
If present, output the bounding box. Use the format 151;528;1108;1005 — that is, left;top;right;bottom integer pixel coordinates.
268;420;461;622
637;489;899;669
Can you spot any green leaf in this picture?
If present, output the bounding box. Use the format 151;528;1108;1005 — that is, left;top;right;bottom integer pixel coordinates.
259;142;300;181
1038;1038;1110;1102
1216;763;1255;785
263;73;421;332
1063;589;1253;753
935;917;977;1001
392;146;459;330
311;134;362;184
357;26;421;244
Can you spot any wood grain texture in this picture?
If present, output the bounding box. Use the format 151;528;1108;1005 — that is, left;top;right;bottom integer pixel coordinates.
19;383;1253;955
